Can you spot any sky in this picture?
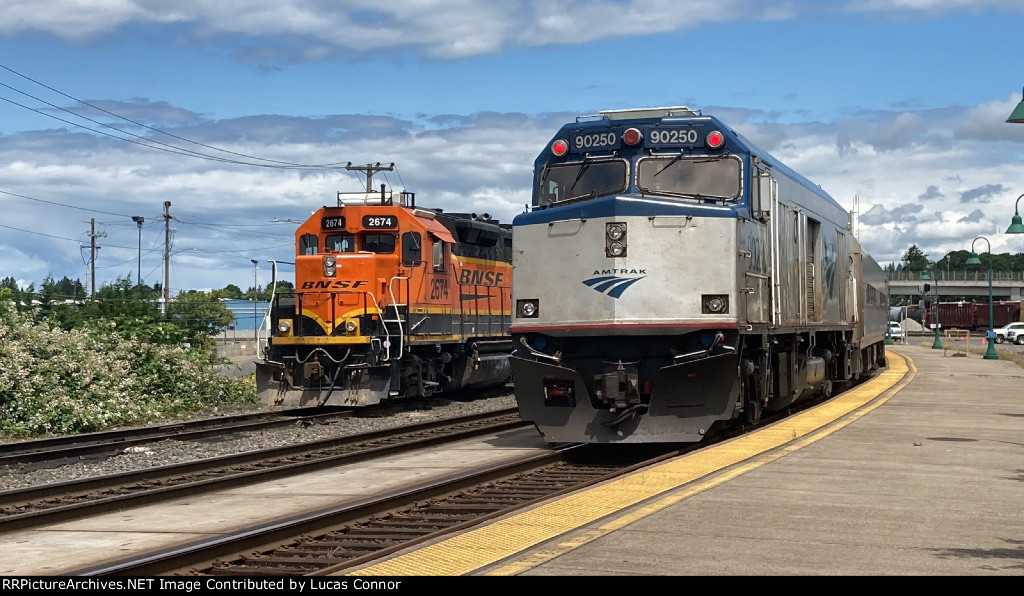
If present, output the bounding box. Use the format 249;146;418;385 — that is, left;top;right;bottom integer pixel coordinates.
3;0;1024;296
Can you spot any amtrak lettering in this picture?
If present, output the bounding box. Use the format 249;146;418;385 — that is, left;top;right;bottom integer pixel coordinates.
459;269;505;286
300;280;369;289
582;271;647;299
591;269;647;275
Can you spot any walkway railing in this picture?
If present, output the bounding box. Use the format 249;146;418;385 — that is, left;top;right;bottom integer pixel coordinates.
887;270;1024;283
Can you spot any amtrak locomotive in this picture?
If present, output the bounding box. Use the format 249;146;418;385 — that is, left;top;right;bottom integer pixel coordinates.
509;107;888;443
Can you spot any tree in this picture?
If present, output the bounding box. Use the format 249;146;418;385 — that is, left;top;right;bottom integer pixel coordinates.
901;245;930;272
49;276;160;331
53;276;84;298
165;290;235;348
270;280;294;297
219;284;244;299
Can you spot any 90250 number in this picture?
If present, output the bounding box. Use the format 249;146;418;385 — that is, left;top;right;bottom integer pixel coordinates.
648;128;699;145
574;132;617;150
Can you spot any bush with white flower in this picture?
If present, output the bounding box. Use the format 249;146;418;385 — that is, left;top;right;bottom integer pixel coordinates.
0;290;257;437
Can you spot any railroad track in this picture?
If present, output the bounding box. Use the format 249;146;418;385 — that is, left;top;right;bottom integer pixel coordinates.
0;407;351;468
74;443;683;576
68;385;851;576
0;408;526;533
0;390;510;470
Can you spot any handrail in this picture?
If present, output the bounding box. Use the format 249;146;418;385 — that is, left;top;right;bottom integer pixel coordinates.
886;270;1024;282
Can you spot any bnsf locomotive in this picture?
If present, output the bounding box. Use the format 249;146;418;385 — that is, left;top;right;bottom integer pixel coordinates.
256;183;513;407
509;106;888;443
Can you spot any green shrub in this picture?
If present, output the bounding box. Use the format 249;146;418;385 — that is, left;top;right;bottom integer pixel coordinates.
0;293;257;438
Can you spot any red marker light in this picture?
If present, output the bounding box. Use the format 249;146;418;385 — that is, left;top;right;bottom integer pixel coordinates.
622;127;642;146
705;130;725;149
551;139;569;157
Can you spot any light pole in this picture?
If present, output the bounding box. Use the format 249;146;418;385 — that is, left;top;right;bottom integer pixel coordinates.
1007;193;1024;234
921;267;941;349
1005;87;1024;123
131;216;144;285
251;259;259;352
965;237;999;360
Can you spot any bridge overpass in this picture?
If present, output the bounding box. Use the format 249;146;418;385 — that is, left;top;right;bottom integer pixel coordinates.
887;272;1024;302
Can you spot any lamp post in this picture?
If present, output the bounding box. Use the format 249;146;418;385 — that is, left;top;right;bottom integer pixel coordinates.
251;259;259;353
131;216;144;285
1008;193;1024;234
965;237;999;360
1006;87;1024;123
921;267;941;349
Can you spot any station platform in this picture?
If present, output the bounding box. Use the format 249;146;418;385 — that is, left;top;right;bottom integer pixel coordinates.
346;344;1024;576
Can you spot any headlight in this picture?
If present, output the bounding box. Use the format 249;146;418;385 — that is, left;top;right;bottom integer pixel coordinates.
702;294;729;314
345;320;357;332
605;222;626;257
324;255;336;277
518;299;539;318
277;320;291;334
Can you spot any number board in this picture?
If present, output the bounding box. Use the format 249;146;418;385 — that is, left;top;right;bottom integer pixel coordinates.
570;131;620;153
321;216;346;230
644;126;703;148
362;215;398;229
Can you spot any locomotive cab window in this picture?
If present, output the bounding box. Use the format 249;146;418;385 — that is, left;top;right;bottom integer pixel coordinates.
432;239;446;271
324;233;355;253
402;232;422;266
636;155;741;202
362;233;396;254
299;233;318;255
536;159;627;207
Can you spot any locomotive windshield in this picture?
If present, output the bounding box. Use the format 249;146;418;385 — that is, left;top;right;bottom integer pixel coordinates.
636;156;741;202
536;159;627;206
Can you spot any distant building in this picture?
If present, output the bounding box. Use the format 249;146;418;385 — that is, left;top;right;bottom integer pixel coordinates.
222;299;269;331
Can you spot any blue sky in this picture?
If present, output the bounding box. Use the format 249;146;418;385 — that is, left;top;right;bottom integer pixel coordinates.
2;0;1024;294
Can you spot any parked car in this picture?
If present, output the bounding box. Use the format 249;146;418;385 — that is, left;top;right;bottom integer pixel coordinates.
993;322;1024;344
887;321;905;343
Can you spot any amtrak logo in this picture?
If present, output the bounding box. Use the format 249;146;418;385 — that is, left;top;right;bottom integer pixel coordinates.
582;269;647;298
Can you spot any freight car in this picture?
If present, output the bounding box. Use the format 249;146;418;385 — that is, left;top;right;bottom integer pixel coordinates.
256;175;513;407
923;301;1021;331
508;106;889;444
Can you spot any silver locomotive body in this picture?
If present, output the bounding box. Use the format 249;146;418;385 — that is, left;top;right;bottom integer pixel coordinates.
510;108;887;443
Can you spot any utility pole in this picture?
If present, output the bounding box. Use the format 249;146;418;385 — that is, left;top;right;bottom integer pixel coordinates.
345;162;394;192
163;201;172;314
131;216;144;285
251;259;259;353
87;218;107;297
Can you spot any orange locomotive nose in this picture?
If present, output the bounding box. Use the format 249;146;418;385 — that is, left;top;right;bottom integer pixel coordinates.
256;179;513;409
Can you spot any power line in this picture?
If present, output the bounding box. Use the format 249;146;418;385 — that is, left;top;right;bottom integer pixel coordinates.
0;188;134;218
0;62;353;170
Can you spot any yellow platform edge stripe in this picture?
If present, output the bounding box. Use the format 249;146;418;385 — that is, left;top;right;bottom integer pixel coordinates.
344;351;915;577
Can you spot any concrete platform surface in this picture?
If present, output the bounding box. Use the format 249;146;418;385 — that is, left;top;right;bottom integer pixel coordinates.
482;344;1024;575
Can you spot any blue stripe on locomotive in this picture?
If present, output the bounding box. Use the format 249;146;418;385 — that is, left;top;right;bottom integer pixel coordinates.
516;113;847;227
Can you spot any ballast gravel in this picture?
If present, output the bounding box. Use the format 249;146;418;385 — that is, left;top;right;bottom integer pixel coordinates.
0;392;518;492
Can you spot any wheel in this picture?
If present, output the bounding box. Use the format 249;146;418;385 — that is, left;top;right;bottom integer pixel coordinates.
996;335;1005;344
1016;336;1024;345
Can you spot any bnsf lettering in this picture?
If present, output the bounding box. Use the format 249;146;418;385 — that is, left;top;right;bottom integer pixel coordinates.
458;269;505;286
301;280;369;289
